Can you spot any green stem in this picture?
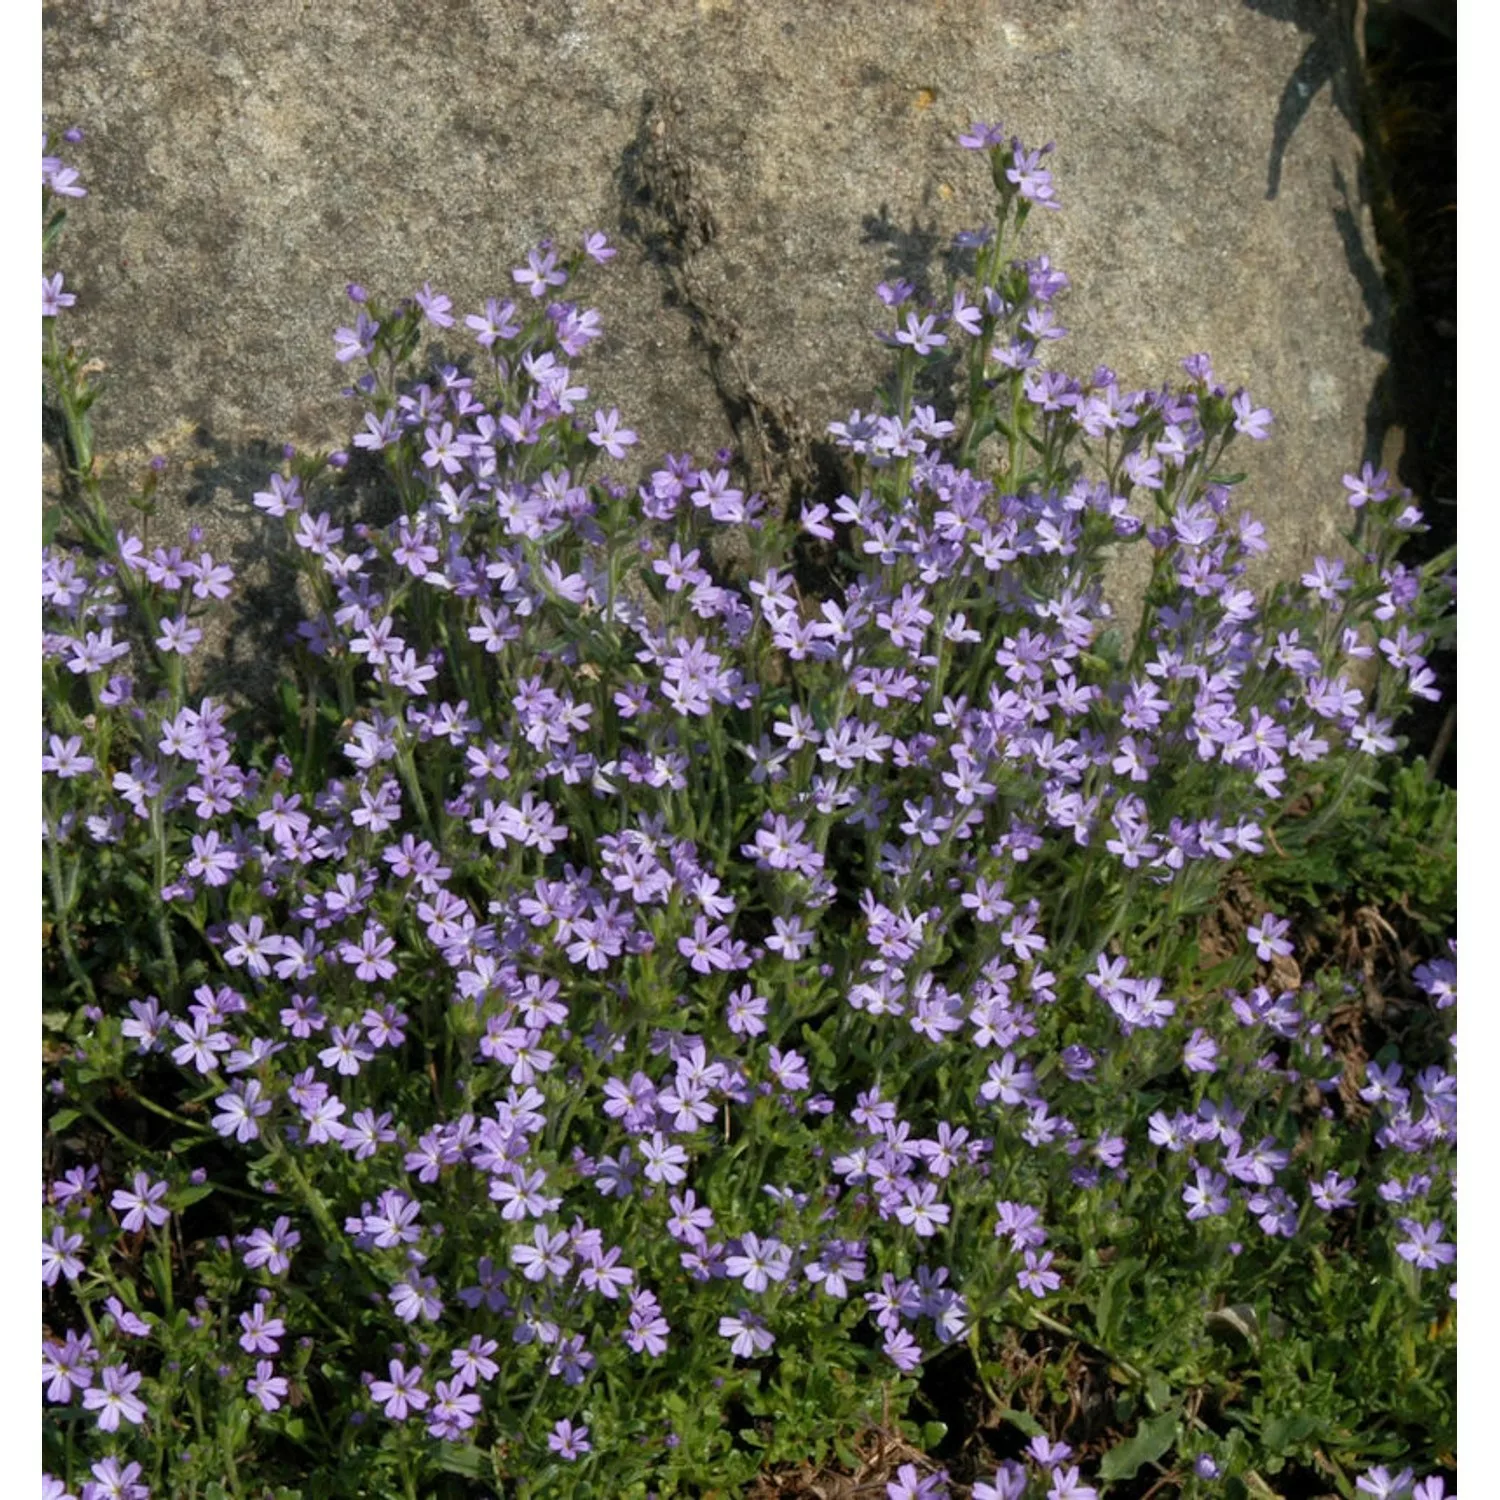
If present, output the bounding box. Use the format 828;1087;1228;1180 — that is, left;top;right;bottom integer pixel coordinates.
149;796;181;995
44;826;96;1004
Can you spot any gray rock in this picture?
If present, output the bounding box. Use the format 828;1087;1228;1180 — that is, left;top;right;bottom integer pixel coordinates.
44;0;1387;657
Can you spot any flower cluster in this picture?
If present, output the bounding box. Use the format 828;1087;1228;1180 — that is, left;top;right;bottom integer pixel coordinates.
42;119;1455;1498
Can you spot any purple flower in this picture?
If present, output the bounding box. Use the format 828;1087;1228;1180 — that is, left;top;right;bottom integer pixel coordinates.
1412;955;1457;1010
1231;391;1273;439
583;229;616;263
184;830;240;888
1008;142;1060;209
768;1046;811;1093
213;1079;272;1143
1310;1172;1357;1212
50;1165;99;1206
457;1256;510;1314
1342;462;1393;509
426;1377;482;1439
42;1329;97;1403
578;1243;635;1299
369;1359;428;1421
883;1325;923;1372
338;921;398;982
1352;714;1398;755
252;472;303;516
343;1108;397;1161
80;1458;149;1500
1395;1219;1455;1271
110;1172;170;1232
246;1359;289;1412
1029;1436;1075;1469
333;309;379;362
640;1131;689;1186
1247;911;1294;961
415;282;454;327
512;1224;572;1282
81;1363;147;1432
895;1181;951;1238
719;1310;776;1358
994;1201;1047;1251
589;406;638;459
103;1297;152;1338
1183;1167;1230;1221
726;985;769;1036
547;1417;592;1459
514;245;567;298
547;1333;595;1385
42;1225;85;1286
42;733;94;778
973;1462;1028;1500
625;1287;672;1356
1016;1249;1062;1297
959;121;1006;150
1355;1468;1415;1500
238;1301;286;1354
893;311;948;355
1047;1467;1098;1500
362;1190;422;1248
887;1463;949;1499
805;1239;866;1299
1182;1028;1220;1074
450;1335;500;1388
389;1273;444;1323
42;272;77;317
677;914;738;973
466;296;521;348
725;1233;792;1293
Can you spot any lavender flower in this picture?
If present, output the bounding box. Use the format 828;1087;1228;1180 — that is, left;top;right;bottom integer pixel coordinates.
110;1173;170;1232
368;1360;428;1421
246;1360;289;1413
547;1418;592;1459
887;1463;949;1500
81;1364;147;1432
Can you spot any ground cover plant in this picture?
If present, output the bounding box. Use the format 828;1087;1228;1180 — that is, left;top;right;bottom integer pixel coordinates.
42;120;1457;1500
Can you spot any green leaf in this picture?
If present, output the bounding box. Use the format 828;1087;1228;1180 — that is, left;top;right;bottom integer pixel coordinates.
49;1107;80;1132
1262;1412;1319;1454
920;1420;947;1449
172;1183;215;1210
994;1406;1044;1438
1207;1304;1263;1350
1097;1412;1177;1482
800;1021;836;1073
1091;1255;1144;1348
433;1441;489;1477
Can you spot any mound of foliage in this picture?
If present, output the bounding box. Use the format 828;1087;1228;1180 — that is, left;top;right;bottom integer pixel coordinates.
42;120;1455;1500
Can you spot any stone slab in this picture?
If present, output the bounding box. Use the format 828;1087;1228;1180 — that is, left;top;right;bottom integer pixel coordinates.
43;0;1387;628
